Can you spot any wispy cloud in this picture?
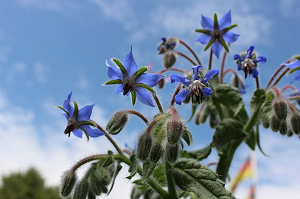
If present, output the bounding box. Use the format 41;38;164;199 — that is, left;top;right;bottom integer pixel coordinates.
34;62;49;83
5;62;27;83
17;0;80;12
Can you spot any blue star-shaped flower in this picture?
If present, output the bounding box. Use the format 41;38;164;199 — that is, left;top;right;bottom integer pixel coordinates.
58;92;104;139
282;58;300;83
170;65;219;104
234;46;266;79
105;47;164;107
195;10;240;58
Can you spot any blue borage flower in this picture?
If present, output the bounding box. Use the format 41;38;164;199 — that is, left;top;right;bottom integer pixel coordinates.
170;65;219;104
157;37;178;54
281;57;300;83
195;10;240;58
57;92;104;140
234;45;266;79
104;47;164;107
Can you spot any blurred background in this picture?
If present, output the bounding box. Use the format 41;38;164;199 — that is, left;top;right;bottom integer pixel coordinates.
0;0;299;198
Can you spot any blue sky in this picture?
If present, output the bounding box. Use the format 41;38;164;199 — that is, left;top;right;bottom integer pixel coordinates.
0;0;299;198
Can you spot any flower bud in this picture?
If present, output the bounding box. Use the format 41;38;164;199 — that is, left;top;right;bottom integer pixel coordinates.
166;117;183;144
166;142;179;163
273;100;288;121
150;141;163;163
88;190;96;199
291;114;300;135
106;111;129;135
287;129;294;137
270;115;280;132
137;133;153;161
89;171;102;196
73;180;89;199
261;115;270;128
157;78;165;89
279;121;287;135
60;170;77;197
163;52;177;69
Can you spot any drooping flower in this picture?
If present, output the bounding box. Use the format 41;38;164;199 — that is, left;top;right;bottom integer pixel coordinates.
104;47;164;107
57;92;104;139
157;37;178;54
234;45;266;79
170;65;219;104
281;57;300;83
195;10;240;58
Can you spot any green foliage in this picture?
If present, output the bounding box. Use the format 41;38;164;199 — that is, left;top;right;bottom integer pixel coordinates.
0;167;61;199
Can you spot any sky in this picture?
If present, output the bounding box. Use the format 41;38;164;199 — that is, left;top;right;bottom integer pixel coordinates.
0;0;299;198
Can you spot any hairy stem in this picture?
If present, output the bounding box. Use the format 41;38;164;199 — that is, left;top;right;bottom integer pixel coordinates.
170;84;181;106
271;68;290;87
159;67;185;74
179;39;202;65
220;44;229;83
255;77;260;89
126;110;149;124
265;65;285;89
153;93;164;113
208;48;213;70
174;51;197;66
165;160;178;199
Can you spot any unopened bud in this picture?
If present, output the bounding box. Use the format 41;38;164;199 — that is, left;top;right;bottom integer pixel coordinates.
163;52;177;69
89;171;102;196
287;129;294;137
73;180;89;199
270;115;280;132
166;117;183;144
273;100;288;121
137;133;153;161
106;111;129;135
94;167;111;186
60;170;77;197
291;114;300;135
88;190;96;199
279;121;287;135
157;78;165;89
150;141;163;163
261;115;270;128
166;142;179;163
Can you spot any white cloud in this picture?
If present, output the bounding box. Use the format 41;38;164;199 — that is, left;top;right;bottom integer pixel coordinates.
17;0;80;12
5;62;27;83
279;0;300;17
34;62;49;82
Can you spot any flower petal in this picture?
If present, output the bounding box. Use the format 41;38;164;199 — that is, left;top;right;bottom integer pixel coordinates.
212;41;222;59
246;46;255;59
123;46;138;77
108;67;123;80
283;60;300;69
115;84;123;94
237;64;242;70
63;92;74;118
234;54;243;62
174;90;190;105
251;68;259;78
201;70;219;84
291;70;300;83
77;104;95;121
136;73;164;87
219;10;232;30
255;56;267;63
81;125;104;138
196;34;211;44
135;87;154;107
223;31;240;43
72;129;83;138
203;87;213;96
170;74;191;87
201;15;214;30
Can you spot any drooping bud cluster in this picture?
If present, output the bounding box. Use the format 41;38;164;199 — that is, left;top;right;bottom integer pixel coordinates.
157;37;178;54
60;170;77;198
106;111;129;135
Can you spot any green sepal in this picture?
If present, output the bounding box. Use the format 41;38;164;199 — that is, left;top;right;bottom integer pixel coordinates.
195;29;211;34
127;152;138;180
103;79;122;85
288;67;300;75
213;13;219;29
136;83;155;93
142;160;156;182
131;90;136;105
79;120;97;127
72;101;79;118
204;38;214;51
222;24;238;33
111;58;126;75
132;66;149;80
293;55;300;60
183;143;212;161
187;103;198;122
182;125;193;146
56;105;69;117
219;38;229;52
80;127;90;141
107;162;122;195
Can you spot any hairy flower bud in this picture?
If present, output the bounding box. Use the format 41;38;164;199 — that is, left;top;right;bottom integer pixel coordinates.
270;115;280;132
73;179;89;199
291;114;300;135
261;115;270;128
106;111;129;135
137;133;153;161
166;117;183;144
88;190;96;199
279;121;287;135
60;170;77;197
287;129;294;137
150;141;163;163
273;100;288;121
157;78;165;89
163;52;177;69
166;142;179;163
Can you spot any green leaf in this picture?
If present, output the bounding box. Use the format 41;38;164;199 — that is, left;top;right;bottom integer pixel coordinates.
255;127;269;157
182;125;193;146
103;79;122;85
173;159;234;199
127;152;138;180
245;129;256;150
151;165;166;186
142;160;156;182
131;90;136;105
111;58;126;74
136;83;155;93
233;102;248;125
212;84;242;107
250;89;266;112
107;162;122;195
185;143;212;161
213;118;247;154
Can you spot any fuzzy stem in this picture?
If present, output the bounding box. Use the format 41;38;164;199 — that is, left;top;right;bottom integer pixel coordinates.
126;110;149;125
271;68;290;87
159;67;185;74
71;154;107;172
219;44;229;83
288;96;300;100
179;39;202;65
208;48;213;70
281;85;297;92
165;159;178;199
153;93;164;113
255;77;260;89
265;65;285;89
223;68;239;76
174;51;197;66
170;84;181;106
